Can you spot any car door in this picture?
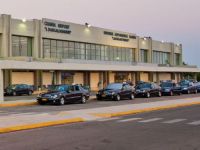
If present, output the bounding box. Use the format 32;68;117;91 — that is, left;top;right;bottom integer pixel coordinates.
124;84;132;98
73;85;83;101
149;83;156;95
64;85;75;102
16;85;23;94
22;84;28;94
120;84;127;98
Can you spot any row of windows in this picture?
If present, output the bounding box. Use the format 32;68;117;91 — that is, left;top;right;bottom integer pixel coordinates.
11;36;181;65
43;39;134;62
153;51;170;64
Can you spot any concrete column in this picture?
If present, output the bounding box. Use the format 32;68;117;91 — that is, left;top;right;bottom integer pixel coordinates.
0;69;4;102
56;71;61;84
149;72;154;82
135;36;140;62
156;72;160;84
84;72;90;86
136;72;140;83
131;72;136;85
0;14;11;57
34;70;43;90
33;19;42;58
170;43;175;66
148;38;152;63
3;70;12;88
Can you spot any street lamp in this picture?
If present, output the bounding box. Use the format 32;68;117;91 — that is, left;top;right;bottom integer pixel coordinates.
85;23;91;28
22;18;27;23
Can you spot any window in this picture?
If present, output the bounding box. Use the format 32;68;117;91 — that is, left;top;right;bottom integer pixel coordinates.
140;49;148;63
42;39;133;62
153;51;170;64
12;36;32;57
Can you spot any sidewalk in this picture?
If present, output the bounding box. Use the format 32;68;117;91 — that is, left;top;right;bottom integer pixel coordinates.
1;97;200;133
0;95;96;107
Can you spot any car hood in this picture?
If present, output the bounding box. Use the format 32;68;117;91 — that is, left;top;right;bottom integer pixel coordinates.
136;88;150;91
99;89;120;93
40;91;64;96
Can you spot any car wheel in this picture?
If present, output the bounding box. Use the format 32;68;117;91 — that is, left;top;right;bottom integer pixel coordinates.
38;100;45;105
28;91;32;95
59;97;65;105
97;97;102;101
187;90;190;94
158;91;162;97
195;89;198;94
130;93;135;100
13;91;17;96
146;92;150;98
116;94;121;101
170;91;174;96
81;96;86;104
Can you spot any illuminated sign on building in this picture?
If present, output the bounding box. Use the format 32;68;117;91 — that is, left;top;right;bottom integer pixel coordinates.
104;31;136;42
43;20;71;34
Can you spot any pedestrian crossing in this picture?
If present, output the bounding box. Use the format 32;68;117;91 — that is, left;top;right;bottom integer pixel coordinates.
97;117;200;126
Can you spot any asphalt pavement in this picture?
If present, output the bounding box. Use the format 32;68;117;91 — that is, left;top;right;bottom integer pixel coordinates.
1;105;200;150
1;93;200;115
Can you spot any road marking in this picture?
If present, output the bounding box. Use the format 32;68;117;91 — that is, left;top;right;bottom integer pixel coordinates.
118;118;142;123
162;119;187;124
138;118;163;123
98;117;120;122
188;120;200;125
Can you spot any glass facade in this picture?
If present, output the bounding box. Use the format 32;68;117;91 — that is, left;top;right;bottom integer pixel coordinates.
12;36;32;56
153;51;170;64
140;49;148;63
43;39;134;62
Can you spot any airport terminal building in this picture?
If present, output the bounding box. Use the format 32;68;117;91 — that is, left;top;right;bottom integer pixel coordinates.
0;14;199;101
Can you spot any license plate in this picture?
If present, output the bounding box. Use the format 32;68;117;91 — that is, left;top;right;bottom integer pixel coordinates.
102;94;106;97
42;98;48;101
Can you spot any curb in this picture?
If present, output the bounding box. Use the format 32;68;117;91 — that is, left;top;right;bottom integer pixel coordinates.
0;97;96;108
91;101;200;118
0;117;85;134
0;101;38;107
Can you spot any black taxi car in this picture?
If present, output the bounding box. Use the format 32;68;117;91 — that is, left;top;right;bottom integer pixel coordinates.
135;82;162;98
160;81;182;96
37;84;90;105
4;84;33;96
96;83;135;101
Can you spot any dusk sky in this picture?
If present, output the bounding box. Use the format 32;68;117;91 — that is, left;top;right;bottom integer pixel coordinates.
1;0;200;66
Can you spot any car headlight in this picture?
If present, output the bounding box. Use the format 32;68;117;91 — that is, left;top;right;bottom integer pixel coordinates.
37;94;41;98
51;95;58;98
111;92;116;95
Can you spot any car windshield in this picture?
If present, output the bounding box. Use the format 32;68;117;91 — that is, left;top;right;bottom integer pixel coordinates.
136;83;151;89
179;82;189;87
7;85;17;89
160;82;172;88
105;83;123;90
50;85;68;92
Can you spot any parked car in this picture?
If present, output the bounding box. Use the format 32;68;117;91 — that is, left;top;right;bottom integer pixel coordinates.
179;80;197;94
135;82;162;98
96;83;135;101
160;81;182;96
37;84;90;105
4;84;33;96
195;82;200;92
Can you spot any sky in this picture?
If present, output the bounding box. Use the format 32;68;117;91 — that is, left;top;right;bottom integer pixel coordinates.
0;0;200;66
